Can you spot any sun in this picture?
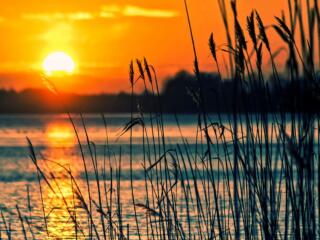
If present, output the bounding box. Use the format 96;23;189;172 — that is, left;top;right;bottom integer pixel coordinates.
43;52;75;76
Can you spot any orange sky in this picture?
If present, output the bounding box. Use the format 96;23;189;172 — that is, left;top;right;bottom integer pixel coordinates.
0;0;308;93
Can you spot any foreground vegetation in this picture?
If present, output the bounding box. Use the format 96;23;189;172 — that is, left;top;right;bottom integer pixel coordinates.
1;0;320;239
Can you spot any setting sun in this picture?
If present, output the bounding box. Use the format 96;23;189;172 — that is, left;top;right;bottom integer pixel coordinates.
43;52;75;76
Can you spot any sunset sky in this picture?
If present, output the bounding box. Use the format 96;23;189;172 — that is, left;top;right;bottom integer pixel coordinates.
0;1;292;93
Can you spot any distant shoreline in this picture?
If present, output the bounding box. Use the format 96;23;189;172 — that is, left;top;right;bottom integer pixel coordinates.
0;71;318;113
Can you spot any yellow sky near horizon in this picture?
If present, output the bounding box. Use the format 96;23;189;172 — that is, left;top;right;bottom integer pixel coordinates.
0;0;313;93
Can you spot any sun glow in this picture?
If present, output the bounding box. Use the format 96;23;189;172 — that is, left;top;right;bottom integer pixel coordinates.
43;52;75;76
46;124;76;147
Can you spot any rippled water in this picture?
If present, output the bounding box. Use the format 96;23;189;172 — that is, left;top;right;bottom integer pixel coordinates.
0;114;318;239
0;114;208;239
0;114;200;180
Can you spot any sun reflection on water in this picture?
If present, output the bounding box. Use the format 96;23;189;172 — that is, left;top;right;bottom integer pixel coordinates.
46;123;76;147
44;173;80;239
42;122;83;239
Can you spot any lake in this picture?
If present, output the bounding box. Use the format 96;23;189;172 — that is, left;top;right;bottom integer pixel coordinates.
0;114;207;239
0;114;318;239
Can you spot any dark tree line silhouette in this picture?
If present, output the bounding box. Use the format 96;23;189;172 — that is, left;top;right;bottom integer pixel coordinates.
0;70;318;113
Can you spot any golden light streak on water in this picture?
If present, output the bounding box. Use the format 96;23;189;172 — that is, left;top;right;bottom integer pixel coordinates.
42;122;82;239
46;123;76;147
